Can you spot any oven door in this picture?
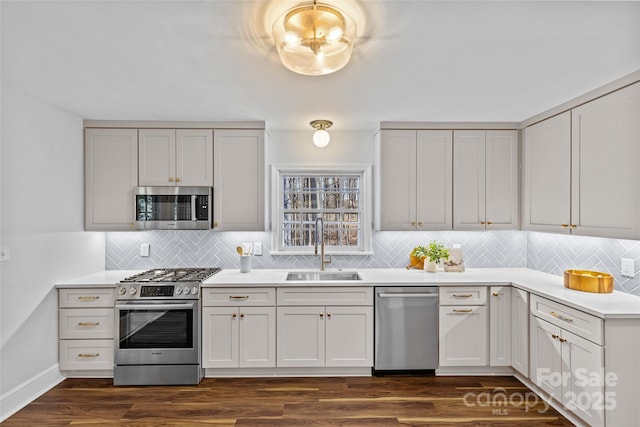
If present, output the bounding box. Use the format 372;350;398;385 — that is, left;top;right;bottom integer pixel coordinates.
115;299;200;365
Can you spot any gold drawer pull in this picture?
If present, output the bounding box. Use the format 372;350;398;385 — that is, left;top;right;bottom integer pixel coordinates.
229;295;249;300
551;333;559;339
561;224;569;229
78;322;100;327
558;337;567;343
77;296;99;301
452;294;473;298
492;292;500;297
550;311;574;322
232;313;237;318
240;313;245;318
78;353;99;358
319;312;324;318
176;177;182;182
327;313;332;318
452;309;473;313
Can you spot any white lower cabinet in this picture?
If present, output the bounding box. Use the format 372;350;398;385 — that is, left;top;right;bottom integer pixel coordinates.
202;288;276;369
277;305;373;368
439;286;488;367
510;288;529;376
489;285;511;366
58;288;115;373
276;287;373;368
530;295;604;427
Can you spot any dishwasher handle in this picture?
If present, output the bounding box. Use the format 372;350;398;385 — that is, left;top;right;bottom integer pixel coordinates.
377;292;438;298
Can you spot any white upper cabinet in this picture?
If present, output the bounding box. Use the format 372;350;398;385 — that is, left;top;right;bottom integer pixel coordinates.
213;129;266;231
571;82;640;239
378;129;452;231
138;129;213;186
85;128;138;231
453;130;518;230
523;82;640;239
523;111;572;233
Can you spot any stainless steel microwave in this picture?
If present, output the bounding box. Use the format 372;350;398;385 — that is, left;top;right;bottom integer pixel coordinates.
134;186;212;230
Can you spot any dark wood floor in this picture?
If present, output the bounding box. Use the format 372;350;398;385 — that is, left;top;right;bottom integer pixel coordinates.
2;376;574;426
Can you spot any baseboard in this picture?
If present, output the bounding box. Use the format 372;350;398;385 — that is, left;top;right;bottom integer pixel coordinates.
0;364;64;422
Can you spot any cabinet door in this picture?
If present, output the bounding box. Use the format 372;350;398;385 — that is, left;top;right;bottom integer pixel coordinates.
561;329;605;427
277;306;325;367
416;130;453;230
529;316;563;400
176;129;213;186
84;128;137;231
453;130;486;230
439;305;487;366
485;130;518;229
510;289;529;376
378;130;417;230
239;306;276;368
489;286;511;366
213;129;265;231
202;307;238;368
139;129;176;185
523;112;571;233
571;82;640;239
325;306;373;367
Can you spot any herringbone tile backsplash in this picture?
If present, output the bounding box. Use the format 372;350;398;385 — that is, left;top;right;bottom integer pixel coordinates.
105;230;640;296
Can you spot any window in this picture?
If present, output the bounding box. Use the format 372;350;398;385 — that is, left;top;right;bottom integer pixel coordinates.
272;166;372;254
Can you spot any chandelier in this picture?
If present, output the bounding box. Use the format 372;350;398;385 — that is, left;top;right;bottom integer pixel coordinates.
272;1;357;76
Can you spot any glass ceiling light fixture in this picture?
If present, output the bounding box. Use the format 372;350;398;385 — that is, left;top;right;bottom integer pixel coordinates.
272;1;357;76
310;120;332;148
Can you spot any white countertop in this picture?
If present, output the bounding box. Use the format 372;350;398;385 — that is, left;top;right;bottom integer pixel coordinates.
56;267;640;319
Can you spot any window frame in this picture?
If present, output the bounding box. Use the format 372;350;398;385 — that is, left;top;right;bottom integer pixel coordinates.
271;164;373;255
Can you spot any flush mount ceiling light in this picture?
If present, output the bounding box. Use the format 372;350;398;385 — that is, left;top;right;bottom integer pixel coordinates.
272;1;357;76
310;119;333;147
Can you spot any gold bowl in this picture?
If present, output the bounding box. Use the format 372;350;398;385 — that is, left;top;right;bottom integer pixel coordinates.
564;269;613;293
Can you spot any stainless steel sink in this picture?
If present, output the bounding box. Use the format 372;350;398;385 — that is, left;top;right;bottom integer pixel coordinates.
286;271;361;281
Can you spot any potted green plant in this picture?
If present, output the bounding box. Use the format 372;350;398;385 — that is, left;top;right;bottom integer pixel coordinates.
423;240;449;272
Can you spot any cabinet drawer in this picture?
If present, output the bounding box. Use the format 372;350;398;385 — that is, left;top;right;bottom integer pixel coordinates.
59;339;114;370
202;288;276;307
277;287;373;306
59;308;114;339
439;286;487;305
530;294;603;345
59;288;115;308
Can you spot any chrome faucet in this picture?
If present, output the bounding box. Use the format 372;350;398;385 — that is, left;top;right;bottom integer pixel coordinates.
315;216;332;271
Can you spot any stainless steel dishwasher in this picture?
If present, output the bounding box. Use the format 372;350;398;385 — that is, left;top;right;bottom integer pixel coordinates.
374;286;439;373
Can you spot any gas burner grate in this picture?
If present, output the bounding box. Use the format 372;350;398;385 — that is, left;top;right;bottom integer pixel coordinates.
121;268;221;283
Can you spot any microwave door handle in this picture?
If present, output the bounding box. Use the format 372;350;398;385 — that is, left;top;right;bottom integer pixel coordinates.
191;195;197;221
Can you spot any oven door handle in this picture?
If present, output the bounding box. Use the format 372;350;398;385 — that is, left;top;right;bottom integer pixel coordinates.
115;302;197;310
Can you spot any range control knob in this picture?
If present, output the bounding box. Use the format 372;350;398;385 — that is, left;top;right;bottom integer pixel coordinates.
183;286;190;295
129;287;137;295
191;287;199;295
118;286;127;295
175;287;183;295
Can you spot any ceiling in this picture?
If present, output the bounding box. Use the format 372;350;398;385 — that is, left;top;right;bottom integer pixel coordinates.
2;1;640;131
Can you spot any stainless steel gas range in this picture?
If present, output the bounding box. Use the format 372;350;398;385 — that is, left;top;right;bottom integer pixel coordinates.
114;268;220;386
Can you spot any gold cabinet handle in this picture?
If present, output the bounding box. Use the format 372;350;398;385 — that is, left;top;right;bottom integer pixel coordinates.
410;221;416;226
77;296;99;301
417;221;423;227
214;222;219;227
240;313;245;318
168;177;175;182
480;221;486;225
492;292;500;297
319;312;324;318
452;294;473;298
558;337;567;343
327;313;332;318
452;309;473;313
78;322;100;327
561;224;569;229
232;313;237;318
551;333;559;339
487;221;493;226
550;311;573;322
78;353;99;358
176;177;182;182
570;224;577;229
229;295;249;300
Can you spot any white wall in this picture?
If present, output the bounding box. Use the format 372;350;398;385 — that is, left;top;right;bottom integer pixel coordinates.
0;86;105;421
